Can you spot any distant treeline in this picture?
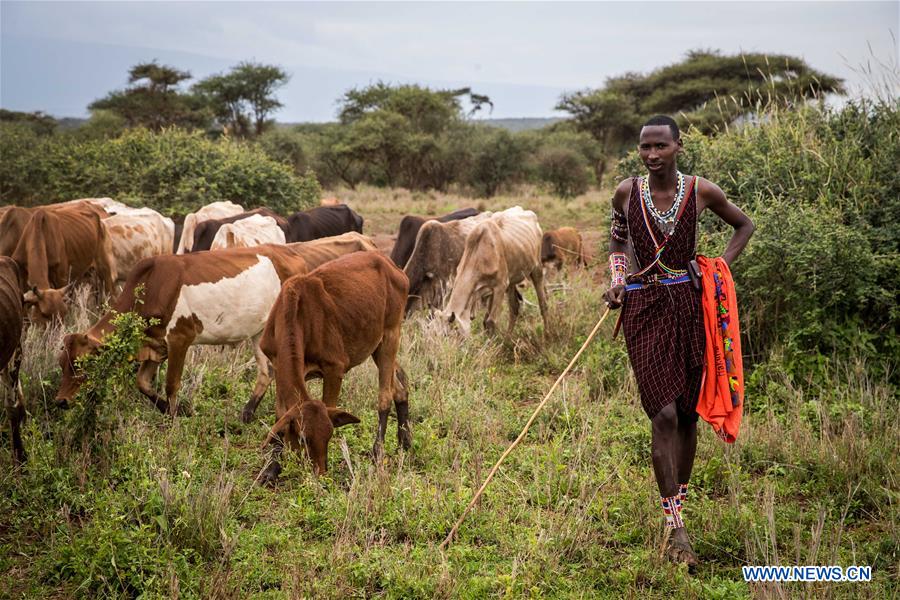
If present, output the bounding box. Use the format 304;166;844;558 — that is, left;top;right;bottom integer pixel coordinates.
0;49;844;199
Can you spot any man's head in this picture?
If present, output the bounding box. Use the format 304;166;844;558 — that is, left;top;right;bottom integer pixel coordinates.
639;115;683;174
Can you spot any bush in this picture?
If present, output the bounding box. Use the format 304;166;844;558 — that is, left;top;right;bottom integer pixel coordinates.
535;146;591;198
464;127;525;197
0;126;320;215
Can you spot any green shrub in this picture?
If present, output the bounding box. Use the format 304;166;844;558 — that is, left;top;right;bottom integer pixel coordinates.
535;146;591;198
0;126;319;215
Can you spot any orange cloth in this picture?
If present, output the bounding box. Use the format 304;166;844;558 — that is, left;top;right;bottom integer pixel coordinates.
697;255;744;443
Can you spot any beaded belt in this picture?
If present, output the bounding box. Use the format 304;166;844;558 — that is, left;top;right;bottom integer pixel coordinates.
625;274;691;292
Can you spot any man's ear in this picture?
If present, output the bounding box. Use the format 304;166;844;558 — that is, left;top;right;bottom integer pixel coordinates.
327;407;361;428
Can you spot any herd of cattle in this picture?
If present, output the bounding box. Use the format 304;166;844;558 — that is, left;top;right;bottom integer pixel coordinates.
0;197;588;481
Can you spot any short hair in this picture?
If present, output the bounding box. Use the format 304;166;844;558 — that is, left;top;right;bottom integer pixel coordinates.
642;115;680;141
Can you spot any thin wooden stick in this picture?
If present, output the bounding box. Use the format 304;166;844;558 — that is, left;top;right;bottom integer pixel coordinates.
439;307;612;550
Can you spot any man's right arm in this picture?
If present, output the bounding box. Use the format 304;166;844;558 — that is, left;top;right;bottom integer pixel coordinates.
603;179;632;309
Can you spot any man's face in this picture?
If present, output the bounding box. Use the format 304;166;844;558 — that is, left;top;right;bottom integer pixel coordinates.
638;125;682;174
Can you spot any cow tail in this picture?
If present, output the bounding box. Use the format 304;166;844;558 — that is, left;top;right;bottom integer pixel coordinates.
261;282;315;449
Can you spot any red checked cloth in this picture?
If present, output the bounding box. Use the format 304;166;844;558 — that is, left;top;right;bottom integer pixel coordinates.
696;256;744;442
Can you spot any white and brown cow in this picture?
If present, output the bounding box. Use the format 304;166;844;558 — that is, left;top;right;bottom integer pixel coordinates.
104;208;175;283
439;206;549;336
210;214;286;250
55;245;309;416
175;200;245;254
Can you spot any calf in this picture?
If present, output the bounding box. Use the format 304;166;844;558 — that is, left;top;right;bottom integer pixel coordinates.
541;227;586;273
390;207;480;268
403;212;493;314
239;232;379;422
55;245;309;416
211;214;286;250
440;207;549;336
258;251;410;481
285;204;364;243
0;258;25;464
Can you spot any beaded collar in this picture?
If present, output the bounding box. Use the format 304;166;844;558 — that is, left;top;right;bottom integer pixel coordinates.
640;171;685;237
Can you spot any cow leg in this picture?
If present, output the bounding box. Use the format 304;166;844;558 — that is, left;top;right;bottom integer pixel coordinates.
371;326;401;461
393;365;412;451
506;285;522;334
136;360;169;414
3;348;26;465
321;366;344;408
164;336;195;417
242;336;274;423
531;266;550;332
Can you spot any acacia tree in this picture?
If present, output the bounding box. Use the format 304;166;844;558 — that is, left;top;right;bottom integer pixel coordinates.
334;83;491;189
559;50;844;154
195;62;289;137
89;61;210;130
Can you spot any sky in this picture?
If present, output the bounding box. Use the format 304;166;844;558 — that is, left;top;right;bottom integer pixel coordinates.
1;1;897;122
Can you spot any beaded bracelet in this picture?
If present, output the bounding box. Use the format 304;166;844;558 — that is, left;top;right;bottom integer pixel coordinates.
609;252;628;288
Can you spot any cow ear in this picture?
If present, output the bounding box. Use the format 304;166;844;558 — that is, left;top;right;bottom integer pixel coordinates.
327;407;360;428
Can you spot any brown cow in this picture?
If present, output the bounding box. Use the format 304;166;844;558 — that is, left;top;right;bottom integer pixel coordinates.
55;245;310;416
403;212;493;314
0;257;26;464
541;227;586;273
239;232;379;422
257;251;410;482
0;200;108;257
13;203;116;323
389;207;480;268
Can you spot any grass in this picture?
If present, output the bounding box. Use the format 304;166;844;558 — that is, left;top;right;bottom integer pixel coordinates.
0;186;897;598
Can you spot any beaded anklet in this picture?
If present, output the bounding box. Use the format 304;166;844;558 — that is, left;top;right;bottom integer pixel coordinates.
661;495;684;529
678;483;688;504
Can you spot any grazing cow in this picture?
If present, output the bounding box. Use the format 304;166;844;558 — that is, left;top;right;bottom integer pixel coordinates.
210;214;286;250
0;258;25;464
439;207;549;336
191;208;288;252
13;204;116;323
1;201;108;257
390;207;480;268
239;232;379;422
55;245;310;416
104;209;175;283
285;204;364;243
175;200;244;254
403;212;493;314
257;251;410;481
541;227;586;273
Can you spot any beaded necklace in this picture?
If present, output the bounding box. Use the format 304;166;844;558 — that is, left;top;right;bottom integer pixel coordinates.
641;171;685;237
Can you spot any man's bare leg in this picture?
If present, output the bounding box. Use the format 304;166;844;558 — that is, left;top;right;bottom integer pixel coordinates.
651;402;697;566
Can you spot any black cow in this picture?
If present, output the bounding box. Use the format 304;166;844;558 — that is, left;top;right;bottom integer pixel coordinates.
189;208;288;252
0;257;25;464
389;207;479;268
285;205;363;243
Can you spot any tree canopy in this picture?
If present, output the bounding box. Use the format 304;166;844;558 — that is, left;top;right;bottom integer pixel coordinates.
558;50;845;152
194;62;290;137
89;61;211;131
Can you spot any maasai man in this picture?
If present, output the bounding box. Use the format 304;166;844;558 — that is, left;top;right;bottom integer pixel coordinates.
603;115;755;567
